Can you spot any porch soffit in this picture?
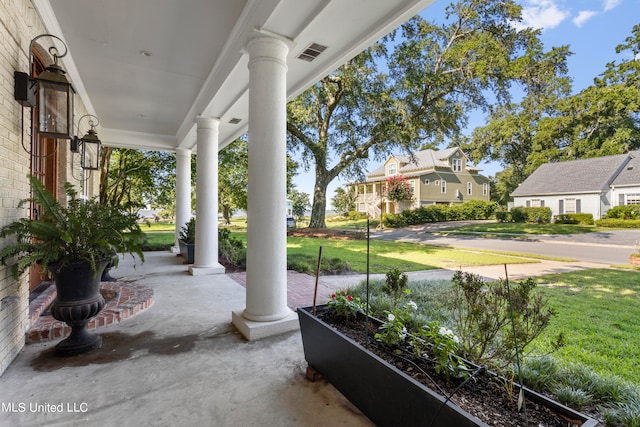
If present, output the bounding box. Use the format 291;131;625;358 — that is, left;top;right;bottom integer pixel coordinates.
33;0;435;153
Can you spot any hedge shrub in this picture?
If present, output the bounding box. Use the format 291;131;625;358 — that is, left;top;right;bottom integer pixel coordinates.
595;218;640;228
495;210;512;222
511;206;552;223
382;200;498;227
604;205;640;220
554;213;595;225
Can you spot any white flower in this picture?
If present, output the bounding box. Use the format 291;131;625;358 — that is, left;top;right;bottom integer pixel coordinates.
452;335;460;344
406;301;418;311
387;313;396;322
400;327;408;340
439;326;452;336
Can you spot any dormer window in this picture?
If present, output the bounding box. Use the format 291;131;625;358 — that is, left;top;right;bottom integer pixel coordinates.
388;163;397;175
452;158;462;172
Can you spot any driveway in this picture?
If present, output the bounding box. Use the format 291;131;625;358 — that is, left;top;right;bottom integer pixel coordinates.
369;221;638;266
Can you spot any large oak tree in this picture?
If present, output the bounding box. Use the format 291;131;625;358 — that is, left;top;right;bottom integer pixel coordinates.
287;0;545;227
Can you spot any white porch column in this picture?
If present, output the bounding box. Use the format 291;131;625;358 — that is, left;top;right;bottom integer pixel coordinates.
173;148;192;253
189;117;225;276
232;33;298;340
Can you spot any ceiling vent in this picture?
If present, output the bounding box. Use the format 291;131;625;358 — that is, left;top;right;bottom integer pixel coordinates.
297;43;327;62
228;118;242;124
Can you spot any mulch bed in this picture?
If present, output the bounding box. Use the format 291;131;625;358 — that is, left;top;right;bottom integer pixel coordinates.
288;227;365;240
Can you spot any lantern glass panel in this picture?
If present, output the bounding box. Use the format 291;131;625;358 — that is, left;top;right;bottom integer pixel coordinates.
37;80;74;139
81;140;101;170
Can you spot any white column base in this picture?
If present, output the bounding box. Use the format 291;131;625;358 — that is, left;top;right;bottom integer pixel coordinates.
232;309;299;341
188;263;225;276
170;246;181;254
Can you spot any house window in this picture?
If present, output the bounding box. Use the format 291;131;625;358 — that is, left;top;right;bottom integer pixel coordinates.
626;194;640;205
452;158;462;172
531;199;541;207
483;183;488;196
434;180;439;186
387;163;397;175
467;182;472;195
565;198;576;214
424;178;430;185
409;180;415;194
441;180;446;193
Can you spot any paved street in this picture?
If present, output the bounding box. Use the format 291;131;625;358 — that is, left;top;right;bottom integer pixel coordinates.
369;221;638;266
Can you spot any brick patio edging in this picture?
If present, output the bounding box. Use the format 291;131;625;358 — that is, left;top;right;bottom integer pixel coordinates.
27;282;155;343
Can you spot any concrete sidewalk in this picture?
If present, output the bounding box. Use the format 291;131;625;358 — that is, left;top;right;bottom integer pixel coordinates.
318;259;606;290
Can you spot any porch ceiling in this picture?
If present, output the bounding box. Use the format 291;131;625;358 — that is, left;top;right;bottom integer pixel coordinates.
34;0;435;153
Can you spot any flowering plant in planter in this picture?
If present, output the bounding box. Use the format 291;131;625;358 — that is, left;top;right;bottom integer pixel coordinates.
327;290;362;321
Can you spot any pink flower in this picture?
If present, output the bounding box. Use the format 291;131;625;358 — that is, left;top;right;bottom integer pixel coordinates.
331;294;336;299
347;295;353;301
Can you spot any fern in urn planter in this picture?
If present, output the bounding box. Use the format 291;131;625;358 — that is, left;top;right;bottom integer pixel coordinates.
0;175;145;355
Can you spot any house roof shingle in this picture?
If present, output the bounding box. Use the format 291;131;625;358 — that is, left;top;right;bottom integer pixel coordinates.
511;153;633;197
366;148;479;181
612;153;640;187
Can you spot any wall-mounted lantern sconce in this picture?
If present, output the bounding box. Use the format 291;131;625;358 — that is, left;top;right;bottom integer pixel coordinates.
73;115;101;171
14;34;75;140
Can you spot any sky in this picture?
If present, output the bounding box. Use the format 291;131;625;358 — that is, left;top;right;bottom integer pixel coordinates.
291;0;640;206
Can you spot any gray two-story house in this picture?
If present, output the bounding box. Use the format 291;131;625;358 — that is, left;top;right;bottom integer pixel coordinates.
351;148;490;217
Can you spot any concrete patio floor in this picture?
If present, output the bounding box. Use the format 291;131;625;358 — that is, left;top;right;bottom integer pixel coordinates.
0;250;605;426
0;252;373;427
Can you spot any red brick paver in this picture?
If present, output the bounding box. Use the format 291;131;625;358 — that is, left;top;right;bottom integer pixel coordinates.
227;270;342;310
27;282;154;343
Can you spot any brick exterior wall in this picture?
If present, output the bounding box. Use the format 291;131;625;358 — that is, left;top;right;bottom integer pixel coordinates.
0;0;97;376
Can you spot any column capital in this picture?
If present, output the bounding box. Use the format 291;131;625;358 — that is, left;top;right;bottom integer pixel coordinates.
195;116;220;130
175;147;192;157
246;33;290;68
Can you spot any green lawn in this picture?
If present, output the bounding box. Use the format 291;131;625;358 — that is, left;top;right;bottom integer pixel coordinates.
286;236;537;273
436;222;599;235
530;269;640;384
140;222;175;232
141;232;175;251
147;229;540;272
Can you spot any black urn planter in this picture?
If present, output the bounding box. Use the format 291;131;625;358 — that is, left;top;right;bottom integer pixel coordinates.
298;305;598;427
100;254;119;282
48;259;108;356
179;240;194;264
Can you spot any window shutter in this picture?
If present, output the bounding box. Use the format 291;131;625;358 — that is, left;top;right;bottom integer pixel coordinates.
576;199;581;213
541;200;545;207
559;200;564;214
619;193;625;205
526;200;531;207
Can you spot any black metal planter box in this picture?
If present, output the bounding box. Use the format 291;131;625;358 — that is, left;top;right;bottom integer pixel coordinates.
298;305;598;427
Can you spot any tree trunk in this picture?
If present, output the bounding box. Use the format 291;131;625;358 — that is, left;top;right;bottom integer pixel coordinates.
309;174;330;228
221;204;232;225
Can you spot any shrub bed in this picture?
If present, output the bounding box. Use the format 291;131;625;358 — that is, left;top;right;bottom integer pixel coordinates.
595;218;640;228
511;206;552;223
554;213;595;225
382;200;498;228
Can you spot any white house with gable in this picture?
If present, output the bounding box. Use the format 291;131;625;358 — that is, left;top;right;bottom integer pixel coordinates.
511;152;640;220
